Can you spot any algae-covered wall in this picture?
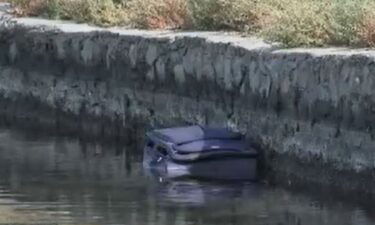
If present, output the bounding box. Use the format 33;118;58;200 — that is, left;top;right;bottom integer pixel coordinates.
1;15;375;192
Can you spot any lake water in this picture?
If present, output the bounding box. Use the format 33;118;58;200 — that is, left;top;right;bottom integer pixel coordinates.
0;128;374;225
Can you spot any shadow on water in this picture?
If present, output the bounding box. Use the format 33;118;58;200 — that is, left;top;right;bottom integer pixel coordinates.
0;127;374;225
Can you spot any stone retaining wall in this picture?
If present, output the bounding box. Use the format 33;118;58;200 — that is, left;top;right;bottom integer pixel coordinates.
1;11;375;192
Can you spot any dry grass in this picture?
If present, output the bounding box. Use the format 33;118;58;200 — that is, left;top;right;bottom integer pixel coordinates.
8;0;130;26
7;0;48;16
57;0;129;26
5;0;375;47
358;7;375;47
258;0;332;47
188;0;261;31
127;0;190;29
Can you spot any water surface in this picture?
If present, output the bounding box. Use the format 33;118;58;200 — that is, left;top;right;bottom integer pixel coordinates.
0;128;374;225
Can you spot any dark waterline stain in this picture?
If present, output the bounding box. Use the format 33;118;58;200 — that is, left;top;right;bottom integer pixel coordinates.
0;128;374;225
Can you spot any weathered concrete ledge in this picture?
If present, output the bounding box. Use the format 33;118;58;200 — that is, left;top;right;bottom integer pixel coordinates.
1;6;375;193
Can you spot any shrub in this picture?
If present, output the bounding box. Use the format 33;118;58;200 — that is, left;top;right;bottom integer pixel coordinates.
9;0;129;26
8;0;48;16
358;5;375;47
259;0;332;47
127;0;190;29
328;0;369;46
188;0;260;31
57;0;129;26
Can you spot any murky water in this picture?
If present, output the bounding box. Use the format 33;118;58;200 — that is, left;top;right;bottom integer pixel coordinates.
0;128;374;225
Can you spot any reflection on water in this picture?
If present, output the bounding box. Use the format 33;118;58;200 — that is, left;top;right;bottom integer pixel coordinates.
0;128;374;225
